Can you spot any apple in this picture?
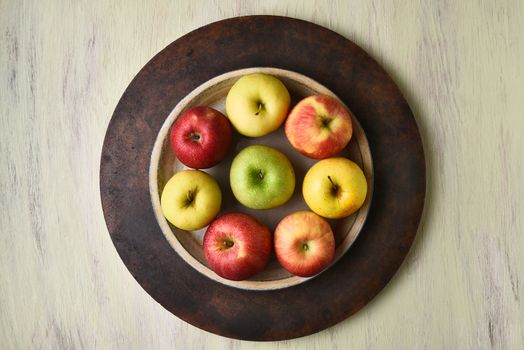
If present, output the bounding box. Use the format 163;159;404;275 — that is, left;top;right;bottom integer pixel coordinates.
203;212;272;281
160;170;222;231
170;106;232;169
225;73;291;137
302;157;367;219
285;95;353;159
230;145;295;209
274;211;335;277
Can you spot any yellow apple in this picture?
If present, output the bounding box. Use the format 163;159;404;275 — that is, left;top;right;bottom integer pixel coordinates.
161;170;221;231
302;158;367;219
225;73;290;137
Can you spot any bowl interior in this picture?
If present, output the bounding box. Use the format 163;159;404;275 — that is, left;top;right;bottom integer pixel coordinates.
150;67;373;290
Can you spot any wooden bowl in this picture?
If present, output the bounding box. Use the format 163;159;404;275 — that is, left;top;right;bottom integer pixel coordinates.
149;67;373;290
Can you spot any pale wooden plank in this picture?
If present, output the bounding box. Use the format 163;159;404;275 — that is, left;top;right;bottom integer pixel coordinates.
0;0;522;349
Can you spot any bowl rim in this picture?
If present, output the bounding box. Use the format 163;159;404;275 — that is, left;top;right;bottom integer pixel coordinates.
149;67;374;291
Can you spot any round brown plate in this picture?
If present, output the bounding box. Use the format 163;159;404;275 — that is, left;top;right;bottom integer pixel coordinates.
100;16;425;341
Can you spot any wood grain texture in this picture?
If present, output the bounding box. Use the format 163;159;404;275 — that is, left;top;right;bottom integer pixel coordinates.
0;0;522;349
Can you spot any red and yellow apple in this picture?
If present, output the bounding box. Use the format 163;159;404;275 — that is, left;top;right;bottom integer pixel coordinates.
274;211;335;277
170;106;232;169
303;157;367;219
203;212;272;281
285;95;353;159
226;73;290;137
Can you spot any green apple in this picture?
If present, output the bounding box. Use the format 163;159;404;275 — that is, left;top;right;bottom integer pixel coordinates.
160;170;222;231
225;73;291;137
302;157;367;219
230;145;295;209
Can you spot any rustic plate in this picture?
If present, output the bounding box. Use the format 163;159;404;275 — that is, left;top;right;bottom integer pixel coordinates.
100;16;425;341
150;67;374;290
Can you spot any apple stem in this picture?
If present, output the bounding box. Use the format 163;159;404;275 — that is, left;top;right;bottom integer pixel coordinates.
328;176;339;195
302;243;309;251
186;190;194;203
254;103;263;116
258;169;264;179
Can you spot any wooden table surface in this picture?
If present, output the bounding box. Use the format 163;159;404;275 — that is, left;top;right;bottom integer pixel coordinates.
1;1;523;349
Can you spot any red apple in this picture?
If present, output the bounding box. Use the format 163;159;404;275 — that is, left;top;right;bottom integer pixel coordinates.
274;211;335;277
285;95;353;159
203;212;272;281
170;106;232;169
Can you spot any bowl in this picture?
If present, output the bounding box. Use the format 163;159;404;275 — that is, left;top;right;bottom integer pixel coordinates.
149;67;373;290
